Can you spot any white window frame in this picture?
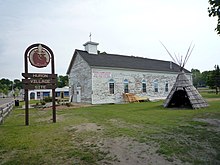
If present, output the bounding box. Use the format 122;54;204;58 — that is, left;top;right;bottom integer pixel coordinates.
124;79;129;93
142;80;147;93
165;81;169;92
109;79;115;94
153;79;159;92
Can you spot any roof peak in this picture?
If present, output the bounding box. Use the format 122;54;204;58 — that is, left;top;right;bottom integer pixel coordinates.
83;41;99;46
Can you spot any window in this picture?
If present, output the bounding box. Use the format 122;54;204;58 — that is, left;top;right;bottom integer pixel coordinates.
64;91;69;97
43;92;50;97
165;81;169;92
124;79;129;93
109;79;115;94
55;92;60;97
37;92;41;99
142;80;146;93
154;79;158;92
30;92;35;99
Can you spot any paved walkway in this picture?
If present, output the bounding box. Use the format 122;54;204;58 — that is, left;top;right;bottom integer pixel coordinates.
0;98;14;107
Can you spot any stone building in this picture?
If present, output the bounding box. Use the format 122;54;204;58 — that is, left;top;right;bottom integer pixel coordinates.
66;41;191;104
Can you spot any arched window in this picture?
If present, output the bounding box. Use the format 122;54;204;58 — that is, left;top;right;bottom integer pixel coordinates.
109;79;115;94
124;79;129;93
142;80;146;93
77;82;81;87
30;92;35;100
165;81;169;92
153;79;158;92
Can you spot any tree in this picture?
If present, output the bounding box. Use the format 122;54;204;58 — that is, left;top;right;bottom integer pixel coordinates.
0;78;13;96
201;70;212;86
191;69;202;88
57;75;68;88
14;88;20;97
13;79;22;90
214;65;220;94
207;65;220;94
208;0;220;35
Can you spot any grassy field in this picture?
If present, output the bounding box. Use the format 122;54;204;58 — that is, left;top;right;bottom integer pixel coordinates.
0;95;220;164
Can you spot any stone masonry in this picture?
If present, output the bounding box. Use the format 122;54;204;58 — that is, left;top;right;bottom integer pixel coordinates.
68;53;191;104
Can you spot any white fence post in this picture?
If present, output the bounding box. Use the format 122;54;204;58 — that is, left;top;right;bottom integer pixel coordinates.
0;107;3;124
0;101;14;124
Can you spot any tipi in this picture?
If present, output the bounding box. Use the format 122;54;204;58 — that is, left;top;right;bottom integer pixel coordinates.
161;42;209;109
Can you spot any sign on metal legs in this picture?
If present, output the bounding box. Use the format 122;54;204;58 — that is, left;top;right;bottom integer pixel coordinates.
22;43;57;125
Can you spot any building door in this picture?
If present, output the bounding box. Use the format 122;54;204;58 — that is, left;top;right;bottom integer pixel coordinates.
61;92;64;98
76;87;81;103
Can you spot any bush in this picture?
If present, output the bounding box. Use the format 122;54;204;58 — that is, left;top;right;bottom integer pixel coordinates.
43;97;52;103
40;101;46;105
66;102;71;107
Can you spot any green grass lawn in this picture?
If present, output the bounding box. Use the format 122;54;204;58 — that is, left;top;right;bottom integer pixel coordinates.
198;88;220;98
0;97;220;164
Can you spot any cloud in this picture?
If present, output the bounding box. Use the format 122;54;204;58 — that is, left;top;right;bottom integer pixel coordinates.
0;0;220;80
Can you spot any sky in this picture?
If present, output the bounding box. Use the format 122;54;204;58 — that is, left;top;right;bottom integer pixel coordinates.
0;0;219;80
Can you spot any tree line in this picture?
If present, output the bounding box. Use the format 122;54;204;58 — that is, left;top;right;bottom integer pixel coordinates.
0;75;68;97
191;65;220;94
0;79;22;97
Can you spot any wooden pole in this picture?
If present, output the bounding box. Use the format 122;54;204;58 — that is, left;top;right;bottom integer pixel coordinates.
50;45;56;123
25;89;29;125
52;89;56;123
24;46;29;126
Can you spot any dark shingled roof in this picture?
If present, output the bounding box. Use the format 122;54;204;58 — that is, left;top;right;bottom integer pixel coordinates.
67;49;190;74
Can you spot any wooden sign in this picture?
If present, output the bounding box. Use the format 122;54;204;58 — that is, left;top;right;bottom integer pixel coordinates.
22;78;56;84
22;73;57;79
29;44;50;68
22;84;57;90
22;43;57;126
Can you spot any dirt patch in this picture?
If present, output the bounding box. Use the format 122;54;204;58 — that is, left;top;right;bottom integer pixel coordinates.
193;118;220;132
36;115;65;123
205;98;220;102
97;137;183;165
194;118;220;127
108;118;142;129
69;122;183;165
42;103;93;111
69;123;103;133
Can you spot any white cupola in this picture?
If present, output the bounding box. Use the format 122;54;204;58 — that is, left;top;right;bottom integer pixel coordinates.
83;41;99;54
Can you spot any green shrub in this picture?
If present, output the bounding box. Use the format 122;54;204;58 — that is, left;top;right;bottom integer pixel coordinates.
43;97;52;102
40;101;46;105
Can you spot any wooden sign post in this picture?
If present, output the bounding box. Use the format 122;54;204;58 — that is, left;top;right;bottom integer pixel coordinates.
22;43;57;125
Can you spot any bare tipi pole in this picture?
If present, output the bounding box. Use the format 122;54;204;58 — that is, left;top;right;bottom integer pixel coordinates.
160;42;208;109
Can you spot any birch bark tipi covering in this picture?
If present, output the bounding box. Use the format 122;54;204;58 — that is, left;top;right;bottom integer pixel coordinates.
161;42;208;109
163;71;208;109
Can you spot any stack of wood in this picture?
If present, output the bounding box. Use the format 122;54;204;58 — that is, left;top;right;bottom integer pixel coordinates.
123;93;149;103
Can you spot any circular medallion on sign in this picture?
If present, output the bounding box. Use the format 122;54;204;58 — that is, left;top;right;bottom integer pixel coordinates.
29;44;50;68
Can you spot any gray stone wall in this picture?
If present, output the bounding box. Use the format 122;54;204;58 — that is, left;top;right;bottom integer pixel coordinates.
68;53;92;103
68;54;192;104
92;68;192;104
